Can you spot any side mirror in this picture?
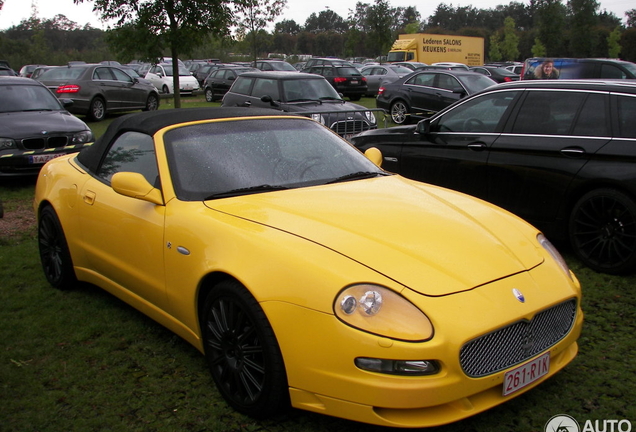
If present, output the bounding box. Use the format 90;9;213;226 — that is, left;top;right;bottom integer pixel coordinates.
453;87;467;98
416;119;431;135
364;147;383;167
111;172;163;205
260;95;279;107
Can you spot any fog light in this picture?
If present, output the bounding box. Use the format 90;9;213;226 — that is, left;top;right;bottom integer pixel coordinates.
355;357;440;376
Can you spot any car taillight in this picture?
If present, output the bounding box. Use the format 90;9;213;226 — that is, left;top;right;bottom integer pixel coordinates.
504;77;513;82
361;76;367;83
378;87;385;95
334;77;347;83
56;85;80;94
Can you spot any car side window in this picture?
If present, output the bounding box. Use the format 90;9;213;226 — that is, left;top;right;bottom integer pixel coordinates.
600;64;626;79
410;73;435;87
232;76;254;95
571;94;608;136
323;67;334;77
94;67;114;80
436;74;461;91
97;132;159;186
252;78;280;100
511;91;585;135
111;67;133;83
616;95;636;138
433;91;519;133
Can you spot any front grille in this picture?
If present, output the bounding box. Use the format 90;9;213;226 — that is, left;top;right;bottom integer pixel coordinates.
330;120;371;135
22;136;69;150
460;299;577;377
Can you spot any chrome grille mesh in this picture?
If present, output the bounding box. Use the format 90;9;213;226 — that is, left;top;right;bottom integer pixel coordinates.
460;299;577;377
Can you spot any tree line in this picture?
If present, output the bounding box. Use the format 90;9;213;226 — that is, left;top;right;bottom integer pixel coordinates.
1;0;635;72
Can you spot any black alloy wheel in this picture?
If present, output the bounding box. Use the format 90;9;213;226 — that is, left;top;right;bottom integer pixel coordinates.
38;206;78;289
569;188;636;274
390;100;410;125
201;280;289;418
88;97;106;121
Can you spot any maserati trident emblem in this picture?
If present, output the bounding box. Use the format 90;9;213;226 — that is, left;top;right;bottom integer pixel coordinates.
512;288;525;303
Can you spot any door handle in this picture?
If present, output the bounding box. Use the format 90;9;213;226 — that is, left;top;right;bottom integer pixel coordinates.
83;190;96;205
384;157;398;162
467;143;487;151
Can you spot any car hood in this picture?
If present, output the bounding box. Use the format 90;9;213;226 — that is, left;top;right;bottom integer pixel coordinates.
282;100;368;113
0;110;88;137
206;176;544;296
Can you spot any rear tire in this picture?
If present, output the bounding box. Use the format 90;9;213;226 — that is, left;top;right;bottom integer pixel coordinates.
201;280;289;418
205;87;215;102
569;188;636;274
88;97;106;122
162;84;170;94
38;206;78;289
390;100;410;125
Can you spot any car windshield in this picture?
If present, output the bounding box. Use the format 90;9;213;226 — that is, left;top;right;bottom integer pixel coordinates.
163;65;193;76
390;66;414;74
164;118;385;201
457;74;497;93
0;84;63;113
338;67;362;76
274;62;296;71
282;78;342;102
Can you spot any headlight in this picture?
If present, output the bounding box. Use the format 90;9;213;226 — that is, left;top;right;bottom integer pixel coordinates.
364;111;377;124
538;233;572;279
71;130;94;145
310;113;325;124
0;138;17;150
334;284;433;341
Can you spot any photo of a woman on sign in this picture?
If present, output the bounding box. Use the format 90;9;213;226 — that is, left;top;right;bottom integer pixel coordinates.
533;59;560;79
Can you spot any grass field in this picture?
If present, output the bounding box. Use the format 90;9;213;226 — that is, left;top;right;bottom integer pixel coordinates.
1;97;635;432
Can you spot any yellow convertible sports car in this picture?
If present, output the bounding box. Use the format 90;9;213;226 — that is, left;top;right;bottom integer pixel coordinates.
34;107;583;428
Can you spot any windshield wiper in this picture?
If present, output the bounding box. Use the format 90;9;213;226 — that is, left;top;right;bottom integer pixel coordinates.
288;98;323;104
327;171;387;184
204;184;289;200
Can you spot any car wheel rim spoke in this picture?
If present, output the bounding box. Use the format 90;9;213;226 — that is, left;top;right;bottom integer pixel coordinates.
206;297;265;405
573;195;636;268
39;216;62;282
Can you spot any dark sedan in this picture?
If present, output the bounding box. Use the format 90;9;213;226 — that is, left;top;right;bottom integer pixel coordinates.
203;66;257;102
352;79;636;274
303;65;367;101
0;77;93;176
376;70;496;125
469;65;520;83
37;64;160;121
221;71;377;138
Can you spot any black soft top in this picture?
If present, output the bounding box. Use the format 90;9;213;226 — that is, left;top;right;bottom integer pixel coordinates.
77;107;290;173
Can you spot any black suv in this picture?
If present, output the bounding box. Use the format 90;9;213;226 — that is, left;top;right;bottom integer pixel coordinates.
351;80;636;274
221;71;377;138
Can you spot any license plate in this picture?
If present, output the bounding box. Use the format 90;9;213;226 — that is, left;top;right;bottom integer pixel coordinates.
503;352;550;396
29;154;62;164
351;80;358;84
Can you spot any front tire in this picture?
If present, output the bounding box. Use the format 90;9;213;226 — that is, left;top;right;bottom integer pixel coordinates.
88;97;106;121
390;100;410;125
205;87;215;102
569;188;636;274
201;280;289;418
144;93;159;111
38;206;77;289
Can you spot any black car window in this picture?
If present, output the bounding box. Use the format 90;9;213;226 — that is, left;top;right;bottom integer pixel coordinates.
111;67;133;83
410;73;435;87
600;64;626;79
512;91;586;135
616;95;636;138
97;131;158;186
433;91;519;133
571;94;608;137
209;70;220;79
94;67;114;80
232;76;254;95
322;67;334;77
436;74;462;91
252;78;280;99
337;67;361;76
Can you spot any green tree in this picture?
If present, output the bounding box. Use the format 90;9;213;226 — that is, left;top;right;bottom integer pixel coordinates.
621;27;636;61
76;0;234;108
534;0;567;56
501;16;520;60
607;26;621;57
626;9;636;27
531;37;547;56
234;0;287;61
304;10;348;34
568;0;599;57
274;19;301;35
489;33;503;61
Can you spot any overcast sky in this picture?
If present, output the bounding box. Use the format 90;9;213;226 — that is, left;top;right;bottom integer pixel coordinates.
0;0;633;31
